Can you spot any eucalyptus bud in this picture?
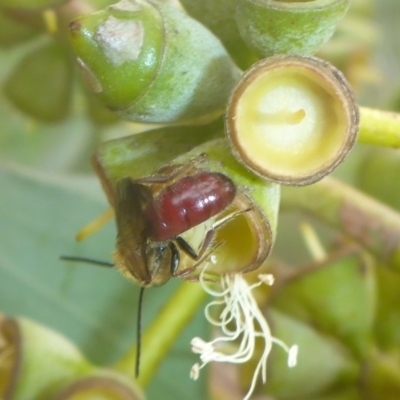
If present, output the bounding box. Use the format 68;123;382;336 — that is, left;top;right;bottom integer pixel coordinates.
179;0;257;69
69;0;241;123
235;0;351;57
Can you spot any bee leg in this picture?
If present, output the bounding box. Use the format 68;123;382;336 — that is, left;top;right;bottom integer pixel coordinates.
172;240;223;280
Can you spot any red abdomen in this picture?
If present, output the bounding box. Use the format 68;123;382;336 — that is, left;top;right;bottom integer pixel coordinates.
144;172;236;241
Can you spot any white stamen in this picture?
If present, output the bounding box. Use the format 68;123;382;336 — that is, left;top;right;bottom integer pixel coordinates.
259;273;275;286
190;363;200;380
190;269;298;400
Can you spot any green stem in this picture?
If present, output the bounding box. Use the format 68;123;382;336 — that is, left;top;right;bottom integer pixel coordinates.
359;106;400;149
115;281;207;388
281;176;400;271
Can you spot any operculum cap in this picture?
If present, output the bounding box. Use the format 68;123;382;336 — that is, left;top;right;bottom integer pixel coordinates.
69;0;241;124
69;0;164;111
236;0;351;57
226;55;359;185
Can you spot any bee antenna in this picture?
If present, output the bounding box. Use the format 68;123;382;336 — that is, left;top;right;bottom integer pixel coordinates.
136;286;145;378
59;255;114;268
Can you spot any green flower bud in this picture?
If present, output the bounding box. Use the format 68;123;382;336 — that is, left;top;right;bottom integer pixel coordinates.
3;41;74;122
179;0;257;69
236;0;351;57
69;0;241;123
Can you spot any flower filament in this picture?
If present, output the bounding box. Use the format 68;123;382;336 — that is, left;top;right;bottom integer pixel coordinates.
190;271;298;400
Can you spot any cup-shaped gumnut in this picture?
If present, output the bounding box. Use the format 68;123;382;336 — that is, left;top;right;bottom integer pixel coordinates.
69;0;241;124
236;0;351;57
53;372;144;400
225;55;359;185
168;138;280;278
0;317;93;400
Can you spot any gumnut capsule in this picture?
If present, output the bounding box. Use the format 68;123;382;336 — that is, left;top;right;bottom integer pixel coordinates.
69;0;242;124
225;55;359;185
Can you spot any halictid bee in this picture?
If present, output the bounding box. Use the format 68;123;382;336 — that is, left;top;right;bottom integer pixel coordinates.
113;163;237;287
61;160;239;377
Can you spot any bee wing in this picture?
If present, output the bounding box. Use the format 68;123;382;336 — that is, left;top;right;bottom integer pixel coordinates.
114;177;153;285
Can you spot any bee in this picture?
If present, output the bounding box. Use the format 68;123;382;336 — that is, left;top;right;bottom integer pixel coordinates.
113;164;237;286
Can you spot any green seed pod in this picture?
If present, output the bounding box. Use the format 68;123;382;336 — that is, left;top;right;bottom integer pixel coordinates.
179;0;258;69
0;317;93;400
261;310;359;399
272;250;376;358
69;0;241;124
0;0;67;10
3;41;74;122
225;55;359;185
235;0;351;57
